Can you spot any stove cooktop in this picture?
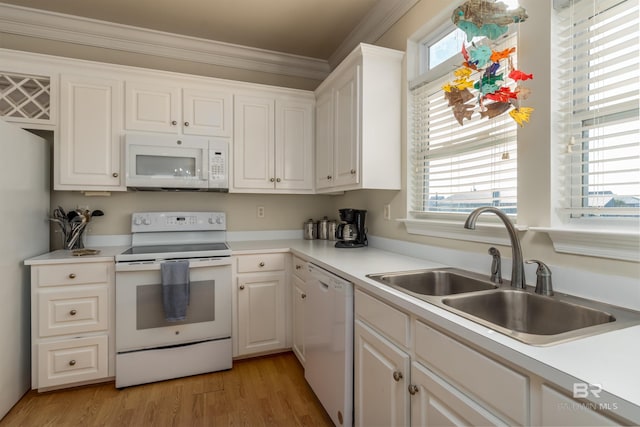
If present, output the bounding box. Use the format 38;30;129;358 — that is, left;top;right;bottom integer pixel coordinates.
116;242;231;262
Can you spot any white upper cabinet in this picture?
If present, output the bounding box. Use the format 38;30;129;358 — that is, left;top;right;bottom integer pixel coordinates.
57;73;124;191
315;43;403;193
232;91;314;193
125;80;232;137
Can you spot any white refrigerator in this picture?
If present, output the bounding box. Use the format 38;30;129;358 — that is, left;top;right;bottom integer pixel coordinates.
0;118;50;419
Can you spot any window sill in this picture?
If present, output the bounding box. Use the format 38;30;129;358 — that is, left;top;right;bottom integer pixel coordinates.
399;218;528;246
530;227;640;262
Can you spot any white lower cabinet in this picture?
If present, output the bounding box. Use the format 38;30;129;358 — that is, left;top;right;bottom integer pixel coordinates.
410;361;508;427
539;384;621;426
234;253;288;356
354;288;630;426
354;320;410;427
291;256;307;365
29;260;114;390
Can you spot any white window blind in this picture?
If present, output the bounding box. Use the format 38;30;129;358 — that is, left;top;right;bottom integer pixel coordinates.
557;0;640;219
410;33;518;215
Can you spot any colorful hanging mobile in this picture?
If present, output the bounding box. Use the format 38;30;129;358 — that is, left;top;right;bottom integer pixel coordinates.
443;0;534;127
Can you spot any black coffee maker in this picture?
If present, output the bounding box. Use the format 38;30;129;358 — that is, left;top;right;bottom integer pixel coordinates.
335;208;368;248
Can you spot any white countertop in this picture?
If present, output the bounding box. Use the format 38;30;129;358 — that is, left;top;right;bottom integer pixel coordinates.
230;239;640;424
25;239;640;422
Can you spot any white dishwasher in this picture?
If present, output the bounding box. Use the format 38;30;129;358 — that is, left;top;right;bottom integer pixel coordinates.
305;263;354;426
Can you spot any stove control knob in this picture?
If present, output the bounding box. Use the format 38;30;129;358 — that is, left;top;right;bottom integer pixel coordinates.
133;216;142;226
143;217;151;225
216;216;223;224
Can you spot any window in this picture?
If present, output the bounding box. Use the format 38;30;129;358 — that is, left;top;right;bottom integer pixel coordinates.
410;31;519;216
556;0;640;223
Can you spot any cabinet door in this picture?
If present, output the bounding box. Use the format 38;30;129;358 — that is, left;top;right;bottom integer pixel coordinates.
275;98;314;191
183;88;232;137
58;74;123;189
539;385;619;426
354;320;410;427
233;94;275;190
236;273;285;355
291;275;306;365
315;91;334;190
125;81;180;133
332;64;360;188
411;361;508;427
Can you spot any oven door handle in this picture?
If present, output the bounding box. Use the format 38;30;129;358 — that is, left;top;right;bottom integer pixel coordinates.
115;257;232;272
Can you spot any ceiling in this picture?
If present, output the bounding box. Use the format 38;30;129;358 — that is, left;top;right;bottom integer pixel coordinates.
0;0;383;60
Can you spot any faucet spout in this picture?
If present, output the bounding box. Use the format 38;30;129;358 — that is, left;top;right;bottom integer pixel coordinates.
464;207;526;289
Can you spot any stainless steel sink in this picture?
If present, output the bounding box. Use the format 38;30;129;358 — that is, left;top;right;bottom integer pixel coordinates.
443;290;615;338
366;268;498;297
366;268;640;346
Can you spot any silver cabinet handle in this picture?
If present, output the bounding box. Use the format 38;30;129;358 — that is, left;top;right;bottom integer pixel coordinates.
393;371;403;382
350;169;356;174
259;262;265;267
69;360;77;366
270;178;275;182
112;172;119;178
327;175;332;180
276;178;281;183
69;309;77;316
239;285;245;290
68;273;76;279
184;121;190;127
171;120;177;125
408;385;419;395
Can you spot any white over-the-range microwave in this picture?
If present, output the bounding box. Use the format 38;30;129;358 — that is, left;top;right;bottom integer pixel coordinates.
125;134;228;192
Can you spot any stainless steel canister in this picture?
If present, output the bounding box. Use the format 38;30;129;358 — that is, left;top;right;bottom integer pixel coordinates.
327;220;337;241
303;219;316;240
318;217;329;239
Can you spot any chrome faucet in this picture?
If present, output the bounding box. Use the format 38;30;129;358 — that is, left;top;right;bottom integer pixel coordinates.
464;207;526;289
488;247;503;284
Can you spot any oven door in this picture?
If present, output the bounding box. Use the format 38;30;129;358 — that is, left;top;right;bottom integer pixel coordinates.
115;257;231;352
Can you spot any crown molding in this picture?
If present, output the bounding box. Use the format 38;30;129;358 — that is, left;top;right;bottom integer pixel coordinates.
0;2;331;80
328;0;417;68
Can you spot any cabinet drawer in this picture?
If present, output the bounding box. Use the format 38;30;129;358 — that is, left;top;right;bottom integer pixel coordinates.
38;286;108;337
34;262;110;287
237;253;285;273
37;336;108;388
415;320;528;425
291;256;308;280
355;289;410;348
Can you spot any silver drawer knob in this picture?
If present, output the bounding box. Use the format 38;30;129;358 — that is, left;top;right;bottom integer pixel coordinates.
295;265;302;270
68;273;76;279
184;121;190;127
393;371;403;382
301;293;307;299
239;285;245;290
408;384;419;395
68;360;76;366
171;120;178;125
350;169;356;174
112;172;119;178
327;175;332;180
259;262;265;267
69;309;77;316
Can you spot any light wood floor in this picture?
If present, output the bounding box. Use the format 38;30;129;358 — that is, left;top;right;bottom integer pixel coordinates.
1;352;334;427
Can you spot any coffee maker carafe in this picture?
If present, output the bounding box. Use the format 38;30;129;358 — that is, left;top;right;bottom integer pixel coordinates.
335;208;368;248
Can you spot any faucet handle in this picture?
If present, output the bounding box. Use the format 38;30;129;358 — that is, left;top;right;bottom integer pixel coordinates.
488;247;503;284
526;260;553;296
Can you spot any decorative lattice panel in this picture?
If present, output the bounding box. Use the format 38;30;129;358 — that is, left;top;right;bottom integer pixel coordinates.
0;73;51;121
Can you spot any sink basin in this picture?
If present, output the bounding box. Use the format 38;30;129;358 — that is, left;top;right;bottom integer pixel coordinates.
442;290;615;336
366;267;640;346
366;268;498;296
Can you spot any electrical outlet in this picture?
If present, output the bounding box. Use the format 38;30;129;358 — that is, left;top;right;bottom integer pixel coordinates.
257;206;265;218
383;204;391;220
